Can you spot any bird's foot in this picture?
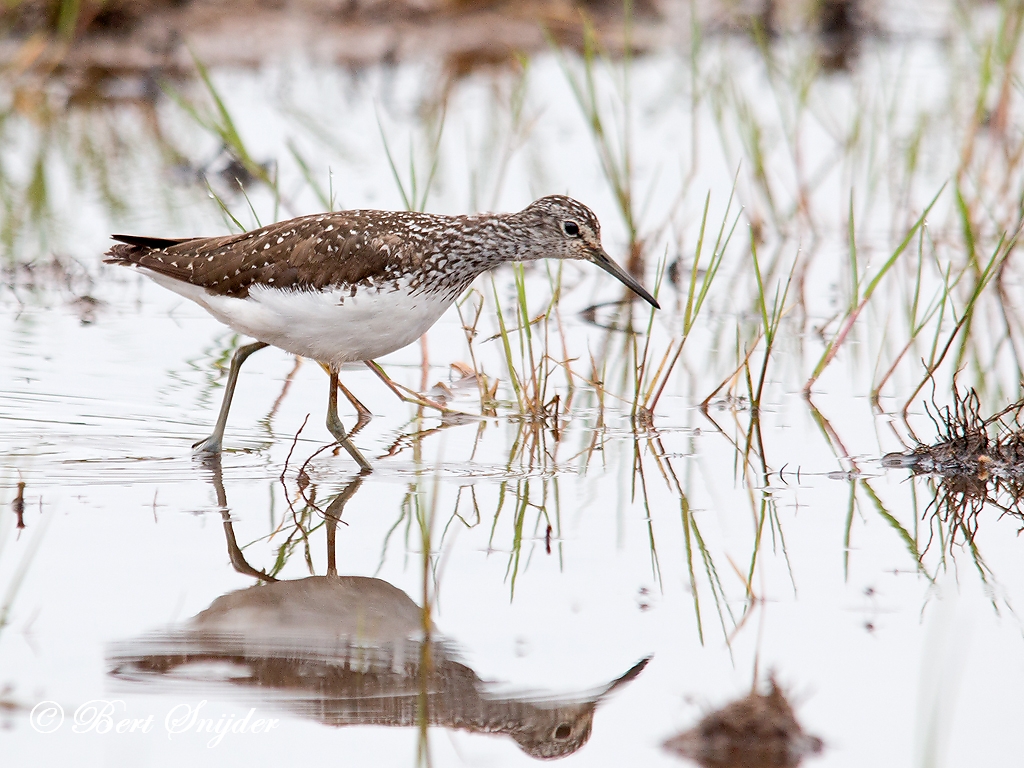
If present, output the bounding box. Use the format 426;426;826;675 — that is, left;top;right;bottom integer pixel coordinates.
192;435;223;454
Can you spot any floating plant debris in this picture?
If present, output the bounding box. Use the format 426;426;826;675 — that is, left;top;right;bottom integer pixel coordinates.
662;679;823;768
10;482;25;531
883;388;1024;542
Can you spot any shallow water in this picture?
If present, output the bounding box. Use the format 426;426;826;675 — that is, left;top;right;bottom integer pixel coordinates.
4;5;1024;766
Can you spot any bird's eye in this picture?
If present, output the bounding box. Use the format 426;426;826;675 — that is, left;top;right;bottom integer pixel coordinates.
553;723;572;739
562;221;580;237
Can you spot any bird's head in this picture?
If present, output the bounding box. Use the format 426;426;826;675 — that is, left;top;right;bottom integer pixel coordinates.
516;195;659;309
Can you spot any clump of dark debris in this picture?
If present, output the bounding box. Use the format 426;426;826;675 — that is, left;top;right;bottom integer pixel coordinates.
663;678;823;768
883;387;1024;542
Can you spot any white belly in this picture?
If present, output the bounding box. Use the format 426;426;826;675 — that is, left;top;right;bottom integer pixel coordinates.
145;270;453;366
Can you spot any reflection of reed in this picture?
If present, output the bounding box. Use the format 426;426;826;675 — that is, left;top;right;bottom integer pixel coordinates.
109;574;647;759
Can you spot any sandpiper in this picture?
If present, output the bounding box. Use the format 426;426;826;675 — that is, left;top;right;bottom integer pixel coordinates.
105;195;659;469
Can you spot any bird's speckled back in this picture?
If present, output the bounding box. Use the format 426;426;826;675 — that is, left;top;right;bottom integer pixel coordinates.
104;195;607;303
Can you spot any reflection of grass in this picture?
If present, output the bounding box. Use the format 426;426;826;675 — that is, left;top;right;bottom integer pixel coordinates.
0;480;53;640
376;417;569;600
179;332;241;412
802;397;930;582
650;443;734;645
496;429;570;595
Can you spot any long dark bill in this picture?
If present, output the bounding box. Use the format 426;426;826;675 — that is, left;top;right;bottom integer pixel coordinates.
590;249;660;309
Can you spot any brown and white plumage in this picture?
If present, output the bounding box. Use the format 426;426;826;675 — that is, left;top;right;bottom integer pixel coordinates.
105;196;658;463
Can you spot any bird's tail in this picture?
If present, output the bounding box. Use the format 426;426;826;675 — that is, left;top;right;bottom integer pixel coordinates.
104;235;195;265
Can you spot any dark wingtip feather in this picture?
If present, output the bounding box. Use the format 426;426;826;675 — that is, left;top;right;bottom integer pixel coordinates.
111;234;194;249
104;234;197;266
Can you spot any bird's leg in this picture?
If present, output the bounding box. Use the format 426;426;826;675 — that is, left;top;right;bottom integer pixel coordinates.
326;366;373;473
316;361;373;433
364;360;452;413
323;475;365;576
420;334;430;391
194;341;269;454
197;452;276;581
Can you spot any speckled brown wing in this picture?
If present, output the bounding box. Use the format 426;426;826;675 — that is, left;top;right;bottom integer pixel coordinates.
104;212;412;299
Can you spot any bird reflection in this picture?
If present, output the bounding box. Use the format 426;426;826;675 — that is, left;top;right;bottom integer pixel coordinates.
108;455;647;760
